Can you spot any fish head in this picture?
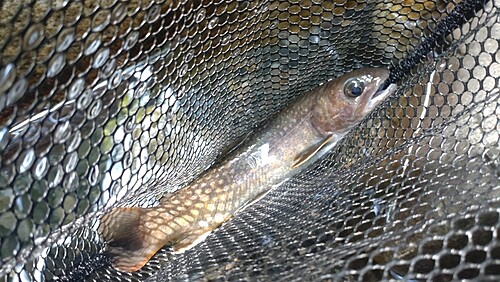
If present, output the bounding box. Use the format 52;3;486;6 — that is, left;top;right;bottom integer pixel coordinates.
312;68;397;135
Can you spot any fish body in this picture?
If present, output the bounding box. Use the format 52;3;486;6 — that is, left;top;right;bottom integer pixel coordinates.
99;68;397;272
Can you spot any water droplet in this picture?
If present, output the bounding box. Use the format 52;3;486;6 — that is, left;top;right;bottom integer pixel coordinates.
84;33;102;55
77;89;92;110
309;35;320;44
124;31;139;50
179;64;188;77
53;121;71;144
436;60;447;72
33;157;49;180
184;50;194;63
147;5;161;23
68;78;85;100
134;83;146;100
63;171;79;192
87;99;103;119
269;21;278;29
67;131;82;153
111;3;128;24
231;48;240;58
6;78;27;107
221;34;231;46
208;17;219;29
262;234;273;247
124;116;136;133
17;148;35;174
64;151;79;173
56;28;75;53
47;53;66;78
0;63;16;94
196;8;206;23
371;199;382;216
109;69;122;89
123;151;133;167
88;165;100;186
93;47;110;68
23;23;44;51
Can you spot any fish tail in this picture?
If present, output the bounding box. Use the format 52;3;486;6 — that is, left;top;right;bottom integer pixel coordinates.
98;207;166;272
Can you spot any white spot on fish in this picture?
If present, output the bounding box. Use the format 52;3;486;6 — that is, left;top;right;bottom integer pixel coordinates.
247;143;275;168
214;213;224;223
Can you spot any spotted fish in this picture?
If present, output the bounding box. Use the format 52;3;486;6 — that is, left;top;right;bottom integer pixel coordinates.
98;68;397;272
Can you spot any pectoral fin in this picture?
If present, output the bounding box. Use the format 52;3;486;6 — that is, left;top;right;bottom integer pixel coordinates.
292;135;334;169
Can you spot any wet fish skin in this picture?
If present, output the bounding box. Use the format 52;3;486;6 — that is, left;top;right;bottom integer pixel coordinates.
99;68;397;272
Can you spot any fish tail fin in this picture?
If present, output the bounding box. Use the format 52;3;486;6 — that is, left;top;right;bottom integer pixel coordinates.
98;207;166;272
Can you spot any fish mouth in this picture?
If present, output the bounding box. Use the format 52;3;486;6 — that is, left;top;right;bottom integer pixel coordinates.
367;80;397;110
373;78;392;97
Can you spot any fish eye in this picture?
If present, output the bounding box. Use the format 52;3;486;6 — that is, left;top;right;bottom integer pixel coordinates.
343;78;364;98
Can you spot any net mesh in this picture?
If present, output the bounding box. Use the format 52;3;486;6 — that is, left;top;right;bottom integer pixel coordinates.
0;0;499;281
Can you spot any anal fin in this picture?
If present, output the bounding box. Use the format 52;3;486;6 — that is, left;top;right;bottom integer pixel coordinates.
171;227;217;253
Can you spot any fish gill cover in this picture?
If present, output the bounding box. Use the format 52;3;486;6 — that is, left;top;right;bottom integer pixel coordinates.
0;0;499;281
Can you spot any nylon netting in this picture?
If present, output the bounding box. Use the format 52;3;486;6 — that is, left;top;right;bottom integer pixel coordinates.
0;0;499;281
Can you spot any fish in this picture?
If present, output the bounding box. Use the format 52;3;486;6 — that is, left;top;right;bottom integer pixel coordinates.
98;68;397;272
